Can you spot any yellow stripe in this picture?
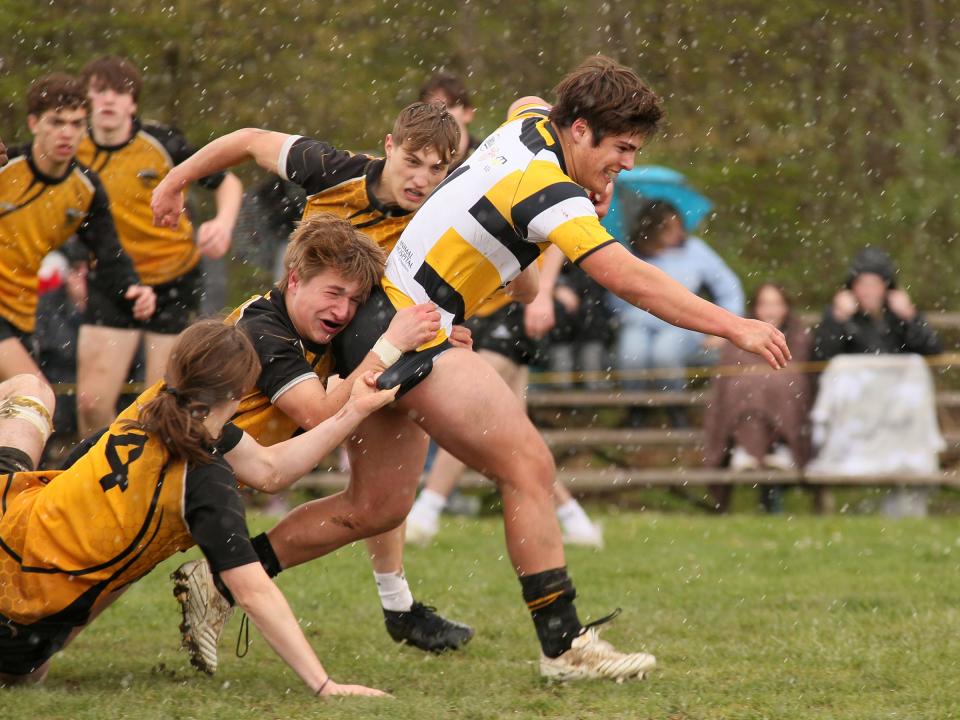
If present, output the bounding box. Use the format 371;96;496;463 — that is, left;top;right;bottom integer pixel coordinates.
546;215;611;263
526;590;564;611
423;229;502;317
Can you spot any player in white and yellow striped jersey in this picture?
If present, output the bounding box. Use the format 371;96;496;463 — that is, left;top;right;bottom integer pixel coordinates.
219;56;792;684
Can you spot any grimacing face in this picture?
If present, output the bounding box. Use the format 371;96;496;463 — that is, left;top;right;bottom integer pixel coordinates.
382;136;449;211
285;268;365;345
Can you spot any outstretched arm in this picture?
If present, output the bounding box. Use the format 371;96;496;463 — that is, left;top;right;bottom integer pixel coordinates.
219;562;386;697
580;243;790;368
153;128;292;228
225;373;398;493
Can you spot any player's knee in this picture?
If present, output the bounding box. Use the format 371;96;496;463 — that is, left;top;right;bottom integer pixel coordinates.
501;441;555;495
0;374;55;416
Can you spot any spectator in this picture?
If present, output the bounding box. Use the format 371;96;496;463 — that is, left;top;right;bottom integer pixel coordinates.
703;283;813;512
607;199;744;408
813;246;940;360
808;247;943;517
545;263;617;389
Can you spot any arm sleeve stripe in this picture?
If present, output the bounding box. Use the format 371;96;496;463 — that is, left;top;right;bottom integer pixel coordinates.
269;371;317;404
277;135;302;182
573;238;617;265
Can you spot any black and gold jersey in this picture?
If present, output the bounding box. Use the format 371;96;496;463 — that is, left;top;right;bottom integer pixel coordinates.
76;120;227;286
0;405;251;627
383;103;615;347
226;289;335;446
0;145;139;333
277;136;412;254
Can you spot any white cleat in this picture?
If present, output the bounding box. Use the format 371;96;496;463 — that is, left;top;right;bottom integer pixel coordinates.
171;559;234;674
540;626;656;682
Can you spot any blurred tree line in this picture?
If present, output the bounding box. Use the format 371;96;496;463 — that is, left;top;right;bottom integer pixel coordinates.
2;0;958;311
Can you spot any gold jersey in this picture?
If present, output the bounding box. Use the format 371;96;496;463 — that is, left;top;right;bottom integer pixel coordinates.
76;121;227;286
0;146;138;332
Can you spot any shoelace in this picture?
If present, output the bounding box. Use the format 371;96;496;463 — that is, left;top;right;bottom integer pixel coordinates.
581;607;621;633
235;612;250;658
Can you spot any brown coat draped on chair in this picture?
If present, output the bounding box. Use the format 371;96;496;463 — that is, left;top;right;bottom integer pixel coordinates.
703;321;814;468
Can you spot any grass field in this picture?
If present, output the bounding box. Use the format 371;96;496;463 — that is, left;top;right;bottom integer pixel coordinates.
5;508;960;719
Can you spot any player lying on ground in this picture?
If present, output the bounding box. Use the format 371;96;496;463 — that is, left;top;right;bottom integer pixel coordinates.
0;320;397;697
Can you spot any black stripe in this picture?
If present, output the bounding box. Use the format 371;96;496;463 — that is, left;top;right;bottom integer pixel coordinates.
574;238;617;265
519;117;547;155
433;162;470;193
414;262;466;324
511;182;587;239
469;195;539;269
0;181;48;221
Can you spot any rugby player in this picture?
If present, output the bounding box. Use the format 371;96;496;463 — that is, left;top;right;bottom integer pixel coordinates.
74;55;243;436
0;73;155;382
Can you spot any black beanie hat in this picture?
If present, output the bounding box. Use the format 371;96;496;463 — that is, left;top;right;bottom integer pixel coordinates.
846;246;896;288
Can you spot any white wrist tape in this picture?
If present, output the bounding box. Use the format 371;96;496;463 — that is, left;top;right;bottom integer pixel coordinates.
0;395;54;443
372;336;403;367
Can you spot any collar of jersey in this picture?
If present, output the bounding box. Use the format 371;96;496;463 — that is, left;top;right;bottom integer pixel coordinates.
364;158;412;217
88;117;142;152
268;287;330;356
541;119;568;175
25;143;78;185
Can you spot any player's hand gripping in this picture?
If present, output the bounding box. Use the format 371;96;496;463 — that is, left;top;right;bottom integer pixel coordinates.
125;284;156;320
383;302;441;352
151;172;187;228
448;324;473;349
347;371;400;416
728;317;791;370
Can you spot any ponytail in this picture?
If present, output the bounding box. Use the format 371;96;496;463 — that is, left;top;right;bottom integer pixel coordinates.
122;320;260;465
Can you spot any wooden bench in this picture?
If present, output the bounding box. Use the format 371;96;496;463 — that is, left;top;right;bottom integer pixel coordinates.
297;467;960;492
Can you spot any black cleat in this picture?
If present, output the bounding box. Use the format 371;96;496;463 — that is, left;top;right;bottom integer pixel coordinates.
383;601;475;653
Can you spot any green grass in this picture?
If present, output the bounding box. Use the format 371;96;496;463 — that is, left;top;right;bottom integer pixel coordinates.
6;511;960;719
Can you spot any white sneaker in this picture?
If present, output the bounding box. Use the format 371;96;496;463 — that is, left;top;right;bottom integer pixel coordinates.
730;445;760;471
171;559;234;674
763;443;795;470
540;626;656;682
562;522;604;549
405;516;439;546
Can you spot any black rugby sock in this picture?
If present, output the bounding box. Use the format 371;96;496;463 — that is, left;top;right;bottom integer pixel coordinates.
520;567;582;658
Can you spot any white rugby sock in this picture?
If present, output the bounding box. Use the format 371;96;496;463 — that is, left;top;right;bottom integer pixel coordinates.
375;570;415;612
556;499;595;536
407;489;447;530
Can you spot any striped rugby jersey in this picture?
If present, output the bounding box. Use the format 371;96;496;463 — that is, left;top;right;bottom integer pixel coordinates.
382;103;615;343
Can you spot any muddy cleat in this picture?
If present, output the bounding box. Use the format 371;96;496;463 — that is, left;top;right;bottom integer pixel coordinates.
171;559;234;674
540;625;656;682
383;601;475;652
